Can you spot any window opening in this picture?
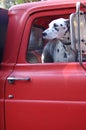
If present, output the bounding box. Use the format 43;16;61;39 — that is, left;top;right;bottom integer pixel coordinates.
26;4;86;64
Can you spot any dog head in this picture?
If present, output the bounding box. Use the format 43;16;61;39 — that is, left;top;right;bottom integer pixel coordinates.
42;18;70;43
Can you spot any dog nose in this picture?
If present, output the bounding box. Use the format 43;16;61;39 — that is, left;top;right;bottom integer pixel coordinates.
42;32;47;37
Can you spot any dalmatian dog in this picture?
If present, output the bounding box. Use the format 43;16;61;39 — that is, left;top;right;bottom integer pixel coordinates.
42;18;76;63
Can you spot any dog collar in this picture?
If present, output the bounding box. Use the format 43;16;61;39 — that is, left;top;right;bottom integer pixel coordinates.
63;42;71;45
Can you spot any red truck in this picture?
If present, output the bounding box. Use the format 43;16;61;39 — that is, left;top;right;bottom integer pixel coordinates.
0;0;86;130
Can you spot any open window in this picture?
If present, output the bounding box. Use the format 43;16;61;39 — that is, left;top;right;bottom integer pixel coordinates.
26;14;70;63
26;2;86;64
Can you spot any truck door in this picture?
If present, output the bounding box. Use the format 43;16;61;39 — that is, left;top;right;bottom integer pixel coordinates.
5;4;86;130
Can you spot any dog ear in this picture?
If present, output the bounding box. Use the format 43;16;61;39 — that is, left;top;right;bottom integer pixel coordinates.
65;19;70;30
65;19;70;24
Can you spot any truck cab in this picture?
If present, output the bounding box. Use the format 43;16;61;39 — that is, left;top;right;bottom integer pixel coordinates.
0;0;86;130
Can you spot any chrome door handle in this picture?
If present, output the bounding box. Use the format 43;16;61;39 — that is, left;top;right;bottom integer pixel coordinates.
7;76;31;84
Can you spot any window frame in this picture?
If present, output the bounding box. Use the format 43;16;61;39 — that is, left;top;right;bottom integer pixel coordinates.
17;7;78;64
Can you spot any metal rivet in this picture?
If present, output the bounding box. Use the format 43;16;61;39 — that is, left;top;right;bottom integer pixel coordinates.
8;95;14;99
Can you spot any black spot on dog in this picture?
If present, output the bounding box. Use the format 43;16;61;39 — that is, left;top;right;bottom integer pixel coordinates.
60;24;63;26
82;50;85;53
66;22;70;32
80;12;84;15
85;43;86;45
55;27;59;31
65;30;68;33
67;37;70;40
64;30;68;35
57;49;59;52
81;39;85;42
64;53;67;58
63;45;66;49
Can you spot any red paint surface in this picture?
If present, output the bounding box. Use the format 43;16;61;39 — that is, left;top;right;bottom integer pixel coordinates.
5;63;86;130
0;0;86;130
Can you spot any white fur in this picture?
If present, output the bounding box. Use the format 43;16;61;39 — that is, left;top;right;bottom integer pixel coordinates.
53;41;75;62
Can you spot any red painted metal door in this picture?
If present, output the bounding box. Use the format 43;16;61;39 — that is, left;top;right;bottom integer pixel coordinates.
5;63;86;130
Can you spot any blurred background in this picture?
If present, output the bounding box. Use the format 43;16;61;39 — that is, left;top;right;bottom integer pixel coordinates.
0;0;41;9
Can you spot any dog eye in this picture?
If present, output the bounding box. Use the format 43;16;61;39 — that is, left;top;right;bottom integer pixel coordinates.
54;23;58;27
55;28;59;31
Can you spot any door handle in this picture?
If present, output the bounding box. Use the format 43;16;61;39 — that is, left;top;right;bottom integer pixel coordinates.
7;76;31;84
